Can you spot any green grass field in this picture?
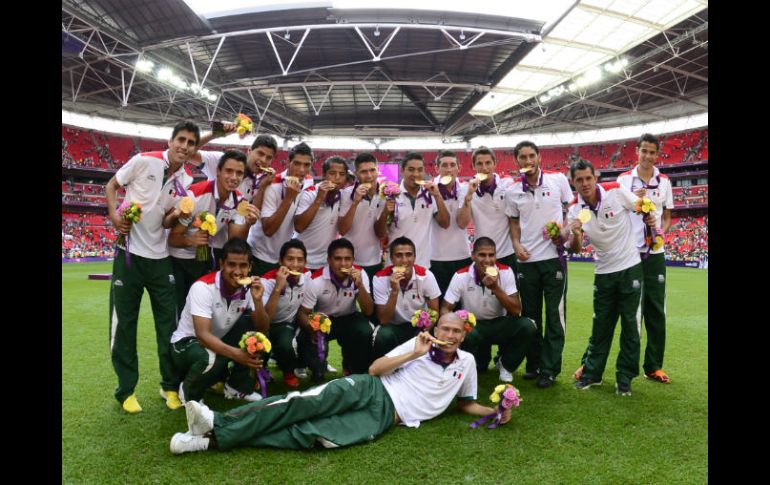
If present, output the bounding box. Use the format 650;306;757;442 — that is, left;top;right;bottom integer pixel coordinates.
62;261;707;484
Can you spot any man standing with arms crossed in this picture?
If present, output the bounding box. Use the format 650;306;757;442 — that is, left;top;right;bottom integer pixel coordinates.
106;120;200;413
507;141;573;389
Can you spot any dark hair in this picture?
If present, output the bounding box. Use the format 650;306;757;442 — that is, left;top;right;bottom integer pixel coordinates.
436;150;457;163
389;236;416;255
327;237;355;257
289;142;314;162
569;158;596;179
472;236;496;253
513;141;539;158
354;152;378;170
471;146;496;165
217;149;248;170
637;133;660;150
400;152;424;170
280;238;307;261
171;120;200;145
322;156;348;175
251;134;278;153
221;237;251;260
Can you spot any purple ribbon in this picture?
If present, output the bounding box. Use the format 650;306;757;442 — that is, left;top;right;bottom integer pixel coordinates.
172;176;187;197
641;174;660;190
437;180;457;200
428;344;453;366
124;236;132;268
470;407;504;429
351;180;378;201
217;190;239;213
220;279;247;306
582;186;603;214
521;169;543;194
475;175;497;198
399;277;414;295
324;189;341;207
256;367;271;398
417;187;433;207
329;269;353;294
279;275;300;296
316;331;326;363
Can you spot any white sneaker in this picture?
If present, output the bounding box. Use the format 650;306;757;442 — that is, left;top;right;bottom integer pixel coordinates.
294;368;309;379
186;401;214;436
223;383;263;402
326;363;338;373
170;432;209;455
496;360;513;382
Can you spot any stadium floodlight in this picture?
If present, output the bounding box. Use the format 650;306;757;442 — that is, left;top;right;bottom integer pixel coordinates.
136;59;154;73
568;83;577;92
207;94;217;102
157;68;173;82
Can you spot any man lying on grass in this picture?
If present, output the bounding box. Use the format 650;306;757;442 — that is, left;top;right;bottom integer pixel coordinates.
170;312;511;453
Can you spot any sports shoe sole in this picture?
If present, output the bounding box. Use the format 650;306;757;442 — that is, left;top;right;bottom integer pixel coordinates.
575;380;602;390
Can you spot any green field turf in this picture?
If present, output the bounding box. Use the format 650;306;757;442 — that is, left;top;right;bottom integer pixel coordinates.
62;261;707;484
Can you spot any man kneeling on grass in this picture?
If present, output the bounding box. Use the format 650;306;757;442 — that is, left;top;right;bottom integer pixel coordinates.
170;312;511;453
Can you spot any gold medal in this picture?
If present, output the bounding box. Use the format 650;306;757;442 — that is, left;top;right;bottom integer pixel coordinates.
474;173;488;181
237;277;253;286
287;270;302;276
439;176;452;185
519;167;533;174
485;266;499;277
179;196;194;214
236;200;250;216
393;266;406;273
578;209;592;223
415;180;427;185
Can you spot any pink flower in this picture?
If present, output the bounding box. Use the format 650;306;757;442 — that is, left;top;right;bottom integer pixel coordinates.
456;310;469;320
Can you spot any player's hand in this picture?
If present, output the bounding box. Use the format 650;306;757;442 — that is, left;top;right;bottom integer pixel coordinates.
188;230;210;247
249;276;264;300
499;407;512;425
389;271;405;291
644;213;656;227
385;199;396;214
234;350;264;370
513;244;531;261
634;188;647;198
414;331;432;356
285;177;302;198
111;214;131;234
244;203;260;225
353;183;368;203
350;267;364;288
318;180;336;196
275;266;290;291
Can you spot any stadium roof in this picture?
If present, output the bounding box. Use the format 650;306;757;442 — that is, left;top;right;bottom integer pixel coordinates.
62;0;707;140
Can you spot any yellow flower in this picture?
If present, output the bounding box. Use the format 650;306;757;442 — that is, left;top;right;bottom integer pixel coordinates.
494;384;506;394
468;313;476;325
205;214;216;224
208;226;217;236
320;321;331;333
489;392;501;404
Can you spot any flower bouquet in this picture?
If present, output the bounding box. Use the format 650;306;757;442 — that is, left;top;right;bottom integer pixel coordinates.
239;331;272;398
379;181;401;226
411;308;438;331
192;211;217;262
634;198;664;251
308;312;332;363
454;309;476;333
211;113;254;139
115;200;142;247
542;221;562;244
470;383;521;429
